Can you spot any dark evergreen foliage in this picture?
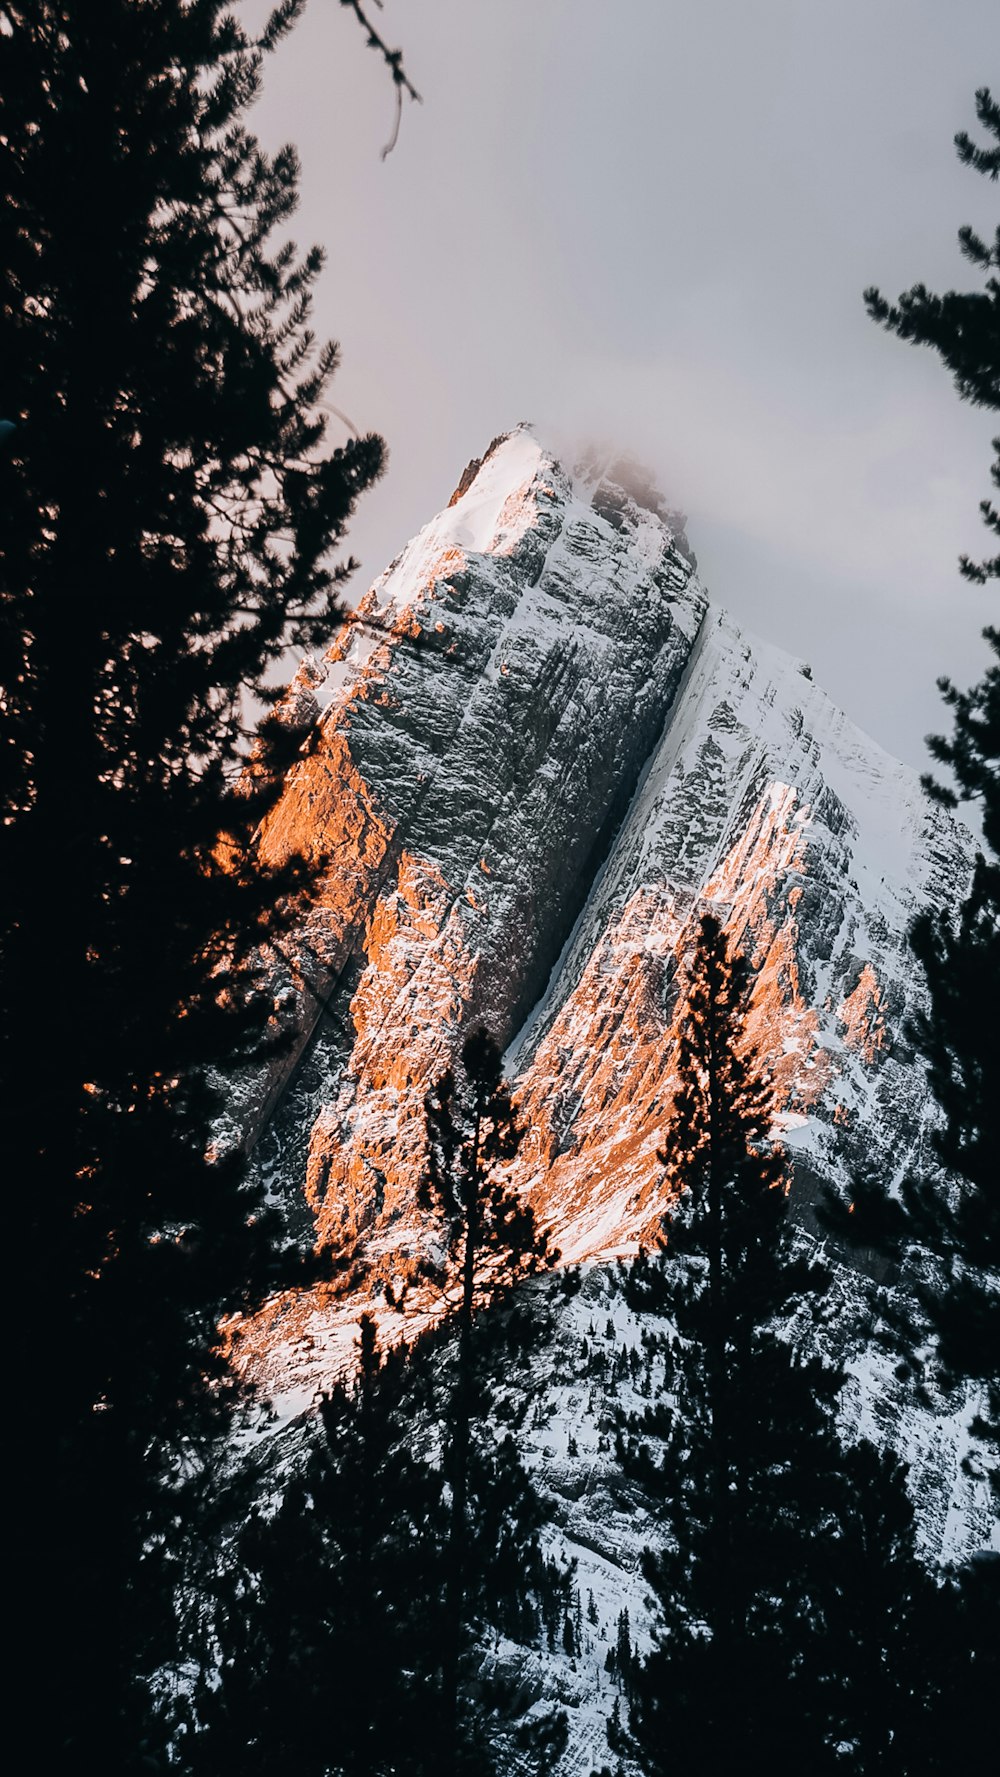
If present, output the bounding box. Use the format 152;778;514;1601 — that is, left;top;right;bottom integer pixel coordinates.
0;2;383;1760
864;86;999;430
420;1028;559;1776
186;1293;573;1777
618;916;935;1777
421;1028;557;1311
852;86;1000;1494
189;1316;446;1777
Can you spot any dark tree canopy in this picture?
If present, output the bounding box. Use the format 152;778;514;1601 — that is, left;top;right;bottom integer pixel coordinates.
860;85;999;1495
421;1028;556;1314
865;86;999;590
619;917;936;1777
0;1;383;1760
190;1316;447;1777
420;1029;559;1777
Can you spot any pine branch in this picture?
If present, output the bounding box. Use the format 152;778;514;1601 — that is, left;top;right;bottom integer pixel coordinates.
954;86;1000;180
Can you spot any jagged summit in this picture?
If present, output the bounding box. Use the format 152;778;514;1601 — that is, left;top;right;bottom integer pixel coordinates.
306;424;697;705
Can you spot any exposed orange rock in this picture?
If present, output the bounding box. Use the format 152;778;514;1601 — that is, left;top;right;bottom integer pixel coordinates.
306;849;481;1253
838;963;888;1068
229;761;902;1401
224;434;972;1411
502;785;845;1262
257;722;394;961
706;784;834;1112
509;887;684;1259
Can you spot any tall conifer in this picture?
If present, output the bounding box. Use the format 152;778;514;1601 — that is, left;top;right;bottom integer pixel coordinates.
191;1316;446;1777
420;1028;557;1777
0;3;383;1760
618;916;932;1776
862;85;999;1493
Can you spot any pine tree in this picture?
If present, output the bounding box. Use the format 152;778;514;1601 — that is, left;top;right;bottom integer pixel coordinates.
194;1043;567;1777
0;3;383;1761
619;915;933;1777
860;85;999;1494
420;1027;557;1777
814;1440;951;1777
190;1316;446;1777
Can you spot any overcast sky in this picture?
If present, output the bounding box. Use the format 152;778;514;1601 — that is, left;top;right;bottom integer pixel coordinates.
250;1;997;783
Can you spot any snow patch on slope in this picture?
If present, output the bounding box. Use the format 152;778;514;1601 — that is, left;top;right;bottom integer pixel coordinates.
373;427;548;614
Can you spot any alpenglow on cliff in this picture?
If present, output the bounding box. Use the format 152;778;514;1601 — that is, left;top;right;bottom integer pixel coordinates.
230;424;971;1290
224;430;992;1769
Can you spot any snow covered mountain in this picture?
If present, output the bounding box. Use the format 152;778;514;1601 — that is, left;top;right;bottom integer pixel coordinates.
231;428;991;1476
233;422;969;1279
222;425;995;1772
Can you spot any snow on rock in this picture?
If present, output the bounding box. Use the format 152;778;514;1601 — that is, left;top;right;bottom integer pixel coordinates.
228;427;987;1595
508;603;972;1273
243;424;705;1237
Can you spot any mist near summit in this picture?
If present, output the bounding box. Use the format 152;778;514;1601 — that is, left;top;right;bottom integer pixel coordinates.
248;0;996;789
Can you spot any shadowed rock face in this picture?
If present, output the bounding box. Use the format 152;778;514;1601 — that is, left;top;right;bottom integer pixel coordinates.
239;426;971;1288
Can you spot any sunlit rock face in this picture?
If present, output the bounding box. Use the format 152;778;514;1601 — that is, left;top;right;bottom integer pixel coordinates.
244;425;971;1289
245;428;708;1257
509;609;971;1270
227;432;991;1768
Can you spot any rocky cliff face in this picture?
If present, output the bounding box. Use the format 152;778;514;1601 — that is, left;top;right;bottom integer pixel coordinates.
227;426;993;1774
237;425;969;1273
233;426;987;1505
238;429;705;1237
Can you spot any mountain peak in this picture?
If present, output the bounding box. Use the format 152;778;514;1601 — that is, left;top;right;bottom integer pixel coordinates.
227;429;982;1568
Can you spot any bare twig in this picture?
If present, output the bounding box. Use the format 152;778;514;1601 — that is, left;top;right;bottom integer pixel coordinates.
319;402;360;438
340;0;422;159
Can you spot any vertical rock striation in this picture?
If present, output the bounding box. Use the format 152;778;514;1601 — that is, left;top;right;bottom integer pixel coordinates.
240;425;971;1291
223;430;991;1760
243;428;709;1261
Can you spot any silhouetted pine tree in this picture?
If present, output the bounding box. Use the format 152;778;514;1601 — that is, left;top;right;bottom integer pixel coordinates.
191;1047;570;1777
420;1027;558;1776
856;85;1000;1495
0;3;383;1763
617;916;934;1777
189;1315;446;1777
